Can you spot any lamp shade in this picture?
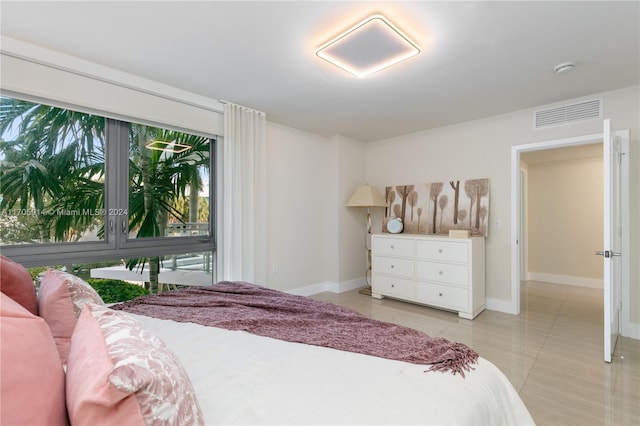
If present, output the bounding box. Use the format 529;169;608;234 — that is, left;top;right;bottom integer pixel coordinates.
347;185;387;207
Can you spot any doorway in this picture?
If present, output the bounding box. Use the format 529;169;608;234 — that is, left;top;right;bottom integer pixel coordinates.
510;130;630;336
520;143;604;288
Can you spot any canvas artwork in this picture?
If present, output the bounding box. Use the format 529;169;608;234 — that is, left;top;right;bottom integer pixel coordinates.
382;178;490;237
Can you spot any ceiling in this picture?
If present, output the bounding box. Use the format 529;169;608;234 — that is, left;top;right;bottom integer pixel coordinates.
1;1;638;142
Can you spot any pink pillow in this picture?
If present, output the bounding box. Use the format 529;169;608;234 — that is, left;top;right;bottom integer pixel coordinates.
0;293;69;426
38;269;105;363
66;303;204;426
0;255;38;315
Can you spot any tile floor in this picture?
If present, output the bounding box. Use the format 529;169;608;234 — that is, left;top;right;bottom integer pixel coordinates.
311;281;640;425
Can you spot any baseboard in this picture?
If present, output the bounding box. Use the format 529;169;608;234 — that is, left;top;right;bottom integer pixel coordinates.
485;297;518;315
527;272;603;289
285;277;366;297
334;277;366;293
285;282;332;297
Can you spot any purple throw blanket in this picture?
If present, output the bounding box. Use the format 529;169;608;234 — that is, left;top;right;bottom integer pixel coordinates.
112;282;478;376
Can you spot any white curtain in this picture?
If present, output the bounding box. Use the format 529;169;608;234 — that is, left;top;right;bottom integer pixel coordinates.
220;103;267;284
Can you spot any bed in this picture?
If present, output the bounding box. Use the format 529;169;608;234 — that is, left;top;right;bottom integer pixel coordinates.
125;311;533;425
1;256;535;425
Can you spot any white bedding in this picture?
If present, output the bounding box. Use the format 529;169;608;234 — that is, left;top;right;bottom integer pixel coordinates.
126;312;535;425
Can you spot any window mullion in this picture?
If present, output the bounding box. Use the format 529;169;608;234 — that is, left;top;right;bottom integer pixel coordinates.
104;119;130;248
116;120;130;247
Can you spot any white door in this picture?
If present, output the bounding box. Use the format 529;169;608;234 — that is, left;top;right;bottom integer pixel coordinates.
599;119;621;363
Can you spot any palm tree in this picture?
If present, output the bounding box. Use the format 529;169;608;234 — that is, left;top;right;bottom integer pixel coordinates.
48;147;105;241
0;138;60;242
0;97;105;243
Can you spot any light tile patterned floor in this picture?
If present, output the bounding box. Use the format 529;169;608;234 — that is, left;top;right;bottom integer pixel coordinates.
311;281;640;425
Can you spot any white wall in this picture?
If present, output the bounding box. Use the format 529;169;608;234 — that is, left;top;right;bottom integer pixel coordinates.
265;125;368;295
365;86;639;330
265;123;333;292
335;136;369;285
527;156;603;287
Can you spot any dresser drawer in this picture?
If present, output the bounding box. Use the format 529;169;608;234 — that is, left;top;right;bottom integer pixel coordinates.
415;282;468;311
373;256;413;277
416;261;469;286
372;275;413;299
416;240;468;263
372;237;413;257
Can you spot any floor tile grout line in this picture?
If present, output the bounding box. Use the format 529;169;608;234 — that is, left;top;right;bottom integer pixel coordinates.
517;282;570;393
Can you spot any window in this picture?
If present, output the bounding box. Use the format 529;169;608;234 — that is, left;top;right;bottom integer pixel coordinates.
0;96;216;288
127;123;210;240
0;99;106;244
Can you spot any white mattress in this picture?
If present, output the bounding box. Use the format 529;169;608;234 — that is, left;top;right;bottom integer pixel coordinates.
126;312;535;425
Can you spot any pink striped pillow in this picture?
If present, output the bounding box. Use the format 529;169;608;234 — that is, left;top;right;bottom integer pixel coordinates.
66;303;204;426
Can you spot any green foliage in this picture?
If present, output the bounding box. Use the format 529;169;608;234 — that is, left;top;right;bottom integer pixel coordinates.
86;278;149;303
0;97;106;244
27;266;49;282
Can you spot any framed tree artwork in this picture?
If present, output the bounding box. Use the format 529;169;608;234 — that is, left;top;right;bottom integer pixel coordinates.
382;178;490;237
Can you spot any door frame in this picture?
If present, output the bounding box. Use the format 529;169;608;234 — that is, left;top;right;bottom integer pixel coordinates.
519;165;529;282
510;131;630;332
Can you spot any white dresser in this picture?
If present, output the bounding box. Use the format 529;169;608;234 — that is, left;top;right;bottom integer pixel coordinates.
371;234;485;319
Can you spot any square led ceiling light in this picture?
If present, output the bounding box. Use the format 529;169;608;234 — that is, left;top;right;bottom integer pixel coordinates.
316;15;420;78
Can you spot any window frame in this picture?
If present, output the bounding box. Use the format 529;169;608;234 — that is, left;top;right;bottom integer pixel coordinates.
0;95;217;268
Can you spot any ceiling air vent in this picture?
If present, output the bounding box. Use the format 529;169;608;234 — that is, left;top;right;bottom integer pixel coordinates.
534;98;602;129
